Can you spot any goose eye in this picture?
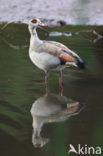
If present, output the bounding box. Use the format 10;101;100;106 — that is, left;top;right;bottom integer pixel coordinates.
31;19;37;23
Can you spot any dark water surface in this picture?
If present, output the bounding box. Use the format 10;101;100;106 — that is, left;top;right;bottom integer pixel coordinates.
0;24;103;156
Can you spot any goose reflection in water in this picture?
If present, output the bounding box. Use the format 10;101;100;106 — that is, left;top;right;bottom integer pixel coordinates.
30;92;84;148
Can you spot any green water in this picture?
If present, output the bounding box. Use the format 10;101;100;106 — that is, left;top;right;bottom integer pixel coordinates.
0;24;103;156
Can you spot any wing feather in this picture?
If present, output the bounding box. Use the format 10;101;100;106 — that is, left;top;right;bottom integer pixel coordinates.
37;41;79;64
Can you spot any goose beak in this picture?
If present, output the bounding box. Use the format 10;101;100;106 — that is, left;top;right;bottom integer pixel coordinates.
38;22;49;35
38;22;45;27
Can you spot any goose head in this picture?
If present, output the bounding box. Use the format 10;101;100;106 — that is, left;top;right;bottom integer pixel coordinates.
28;18;44;34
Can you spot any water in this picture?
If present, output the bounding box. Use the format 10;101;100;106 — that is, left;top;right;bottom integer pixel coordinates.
0;24;103;156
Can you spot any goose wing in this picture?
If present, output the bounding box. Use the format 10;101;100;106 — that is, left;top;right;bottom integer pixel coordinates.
37;41;78;64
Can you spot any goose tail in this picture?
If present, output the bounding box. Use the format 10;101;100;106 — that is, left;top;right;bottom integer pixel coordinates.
76;57;86;69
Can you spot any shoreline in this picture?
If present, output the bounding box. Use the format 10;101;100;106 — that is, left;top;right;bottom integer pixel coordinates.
0;0;103;26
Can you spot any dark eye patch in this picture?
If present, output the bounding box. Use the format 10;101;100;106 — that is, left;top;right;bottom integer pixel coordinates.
31;19;37;23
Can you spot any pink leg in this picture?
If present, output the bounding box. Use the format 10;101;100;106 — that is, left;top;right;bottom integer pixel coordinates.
45;71;49;93
59;70;63;95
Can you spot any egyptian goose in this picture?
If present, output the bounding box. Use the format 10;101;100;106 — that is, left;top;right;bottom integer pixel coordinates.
28;18;85;91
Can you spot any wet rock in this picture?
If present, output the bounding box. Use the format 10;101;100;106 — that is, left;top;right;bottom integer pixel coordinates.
57;20;66;26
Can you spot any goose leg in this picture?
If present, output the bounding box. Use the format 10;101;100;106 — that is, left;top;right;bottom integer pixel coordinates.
45;71;49;92
59;70;63;95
